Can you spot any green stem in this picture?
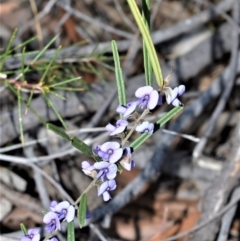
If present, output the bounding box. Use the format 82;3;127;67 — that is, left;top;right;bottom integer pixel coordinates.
122;109;149;146
74;178;98;206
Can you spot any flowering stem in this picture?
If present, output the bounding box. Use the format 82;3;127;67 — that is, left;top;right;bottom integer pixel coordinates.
74;177;98;206
122;109;149;146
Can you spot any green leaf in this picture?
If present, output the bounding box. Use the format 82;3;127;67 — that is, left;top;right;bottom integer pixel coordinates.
78;194;87;228
156;106;183;127
43;91;67;129
130;106;183;151
71;136;93;157
48;76;81;88
111;40;126;107
47;123;71;141
17;88;24;146
67;221;75;241
20;223;28;235
0;29;17;71
142;0;152;86
127;0;163;88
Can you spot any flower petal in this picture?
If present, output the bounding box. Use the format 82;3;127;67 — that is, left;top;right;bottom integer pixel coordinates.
101;142;120;151
108;180;117;190
103;191;111;201
178;85;185;96
109;148;123;163
21;236;31;241
116;120;128;126
55;201;70;212
148;90;159;109
105;123;115;132
98;181;108;196
43;211;57;224
136;122;148;132
66;205;75;222
110;125;126;136
135;86;153;97
94;161;110;170
32;234;40;241
106;164;117;179
123;101;138;117
116;105;127;114
172;98;182;106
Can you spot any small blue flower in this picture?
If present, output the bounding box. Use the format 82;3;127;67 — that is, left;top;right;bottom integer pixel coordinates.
166;85;185;106
106;119;128;136
54;201;75;222
136;121;154;134
98;180;117;201
43;211;61;233
46;237;59;241
21;228;40;241
98;142;123;163
93;145;101;155
116;101;139;118
82;161;97;178
135;86;159;110
94;161;117;180
120;147;135;171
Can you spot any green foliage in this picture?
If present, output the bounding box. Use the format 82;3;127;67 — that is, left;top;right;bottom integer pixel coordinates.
142;0;153;86
20;223;28;235
127;0;163;88
71;137;93;157
78;194;87;228
111;40;126;108
67;221;75;241
47;123;71;141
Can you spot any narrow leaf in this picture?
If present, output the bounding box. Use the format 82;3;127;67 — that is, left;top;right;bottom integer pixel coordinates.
142;0;152;86
47;123;71;141
111;40;126;106
67;221;75;241
126;0;163;88
48;77;81;88
17;88;24;146
130;133;151;151
43;91;67;128
156;106;183;127
20;223;28;235
71;136;93;157
78;194;87;228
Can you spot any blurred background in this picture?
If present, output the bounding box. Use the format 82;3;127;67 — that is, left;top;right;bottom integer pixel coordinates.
0;0;239;241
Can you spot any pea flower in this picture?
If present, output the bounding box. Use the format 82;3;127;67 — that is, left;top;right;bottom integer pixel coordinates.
135;86;159;110
93;145;101;155
106;119;128;136
98;180;117;201
136;121;154;134
54;201;75;222
120;147;135;171
82;161;97;178
116;101;139;118
166;85;185;106
98;142;123;163
21;228;40;241
46;238;58;241
50;200;58;211
94;161;117;180
43;211;61;233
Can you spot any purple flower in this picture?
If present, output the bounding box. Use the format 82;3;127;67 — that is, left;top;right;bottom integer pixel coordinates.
21;228;40;241
46;238;58;241
93;145;101;155
50;200;58;211
106;119;128;136
166;85;185;106
94;161;117;180
82;161;97;178
43;211;61;233
116;101;139;118
135;86;159;110
98;142;123;163
136;121;154;134
98;180;117;201
120;147;135;171
54;201;75;222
